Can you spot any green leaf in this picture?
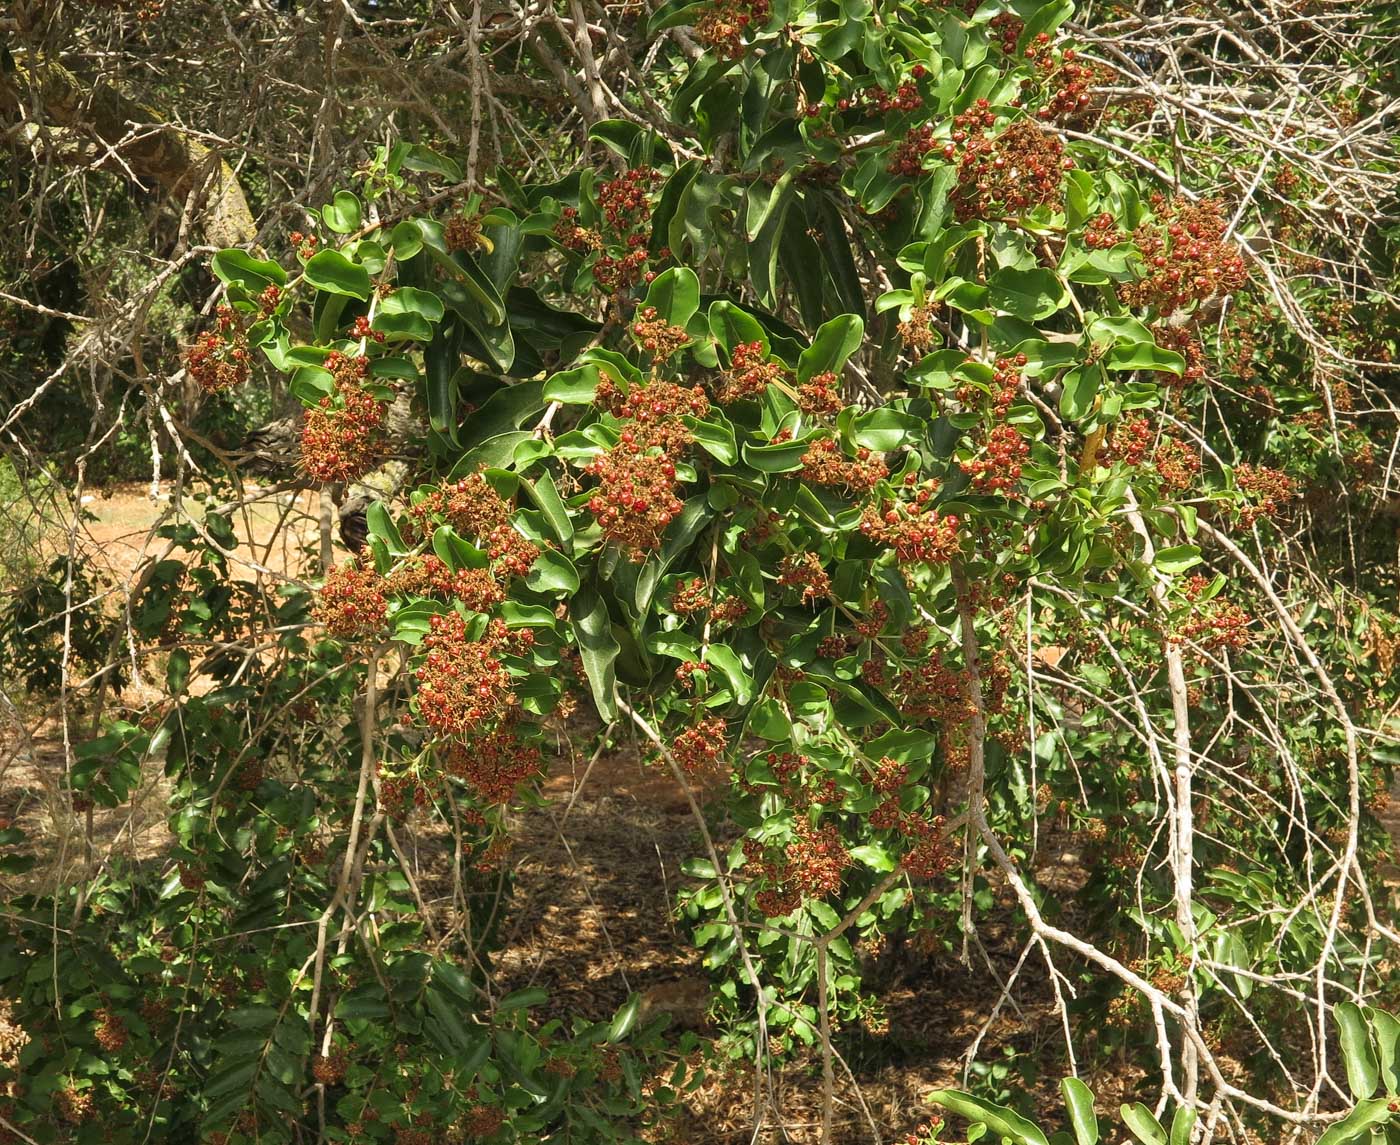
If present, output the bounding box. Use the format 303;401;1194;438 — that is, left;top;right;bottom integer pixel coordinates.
1061;1078;1099;1145
425;321;463;438
798;315;864;383
704;644;753;704
1106;342;1185;374
527;549;580;595
432;526;489;571
608;994;643;1043
928;1090;1051;1145
686;415;737;464
1155;544;1201;575
399;143;462;181
303;250;371;300
1168;1108;1196;1145
321;190;362;234
852;408;922;452
743;438;809;473
499;986;549;1013
643;266;701;327
708;300;769;357
572;588;619;720
211;249;286;292
849;843;896;872
1059;364;1102;421
1369;1008;1400;1093
1339;1001;1382;1101
1120;1103;1167;1145
543;364;601;404
1316;1099;1393;1145
529;472;575;552
987;267;1068;320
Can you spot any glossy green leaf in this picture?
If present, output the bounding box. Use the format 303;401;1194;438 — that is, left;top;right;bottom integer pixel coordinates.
798;314;864;383
303;249;371;300
928;1090;1051;1145
1339;1001;1382;1101
1061;1078;1099;1145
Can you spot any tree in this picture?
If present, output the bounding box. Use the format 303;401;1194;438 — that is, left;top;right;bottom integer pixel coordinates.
1;0;1398;1142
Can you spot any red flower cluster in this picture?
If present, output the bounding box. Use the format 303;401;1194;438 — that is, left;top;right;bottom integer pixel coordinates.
290;230;318;260
1121;197;1249;312
1151;325;1208;385
316;561;387;638
596;376;710;455
797;371;844;417
347;314;385;344
1084;211;1126;250
670;577;748;625
957;353;1024;416
887;124;937;177
185;305;250;393
595;244;651;293
860;494;961;564
1101;414;1154;466
1033;48;1107;126
1174;599;1251;652
893;657;970;724
416;613;517;735
961;423;1029;496
990;12;1025;54
719;340;789;403
631;306;692;359
443;724;545;804
387;555;504;612
300;353;388;483
844;81;923;116
410;474;539;580
1153;436;1201;489
1236;463;1295;524
598;166;658;234
784;820;851;898
694;0;770;58
777;552;832;605
800;438;888;492
586;439;684;559
554;207;603;253
953;115;1068;221
670;717;729;775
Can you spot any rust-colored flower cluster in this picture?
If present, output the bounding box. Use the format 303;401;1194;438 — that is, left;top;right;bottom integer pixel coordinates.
719;340;789;403
777;552;832;605
1236;463;1295;524
860;490;961;565
800;438;888;492
416;613;518;735
961;423;1029;496
953;115;1068;221
300;352;388;483
596;375;710;456
670;717;729;775
586;438;684;559
185;305;250;393
1101;414;1154;466
631;306;692;359
1153;436;1201;489
410;474;539;581
386;555;504;613
1120;197;1249;312
443;724;545;804
694;0;770;58
316;561;388;638
797;371;844;417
